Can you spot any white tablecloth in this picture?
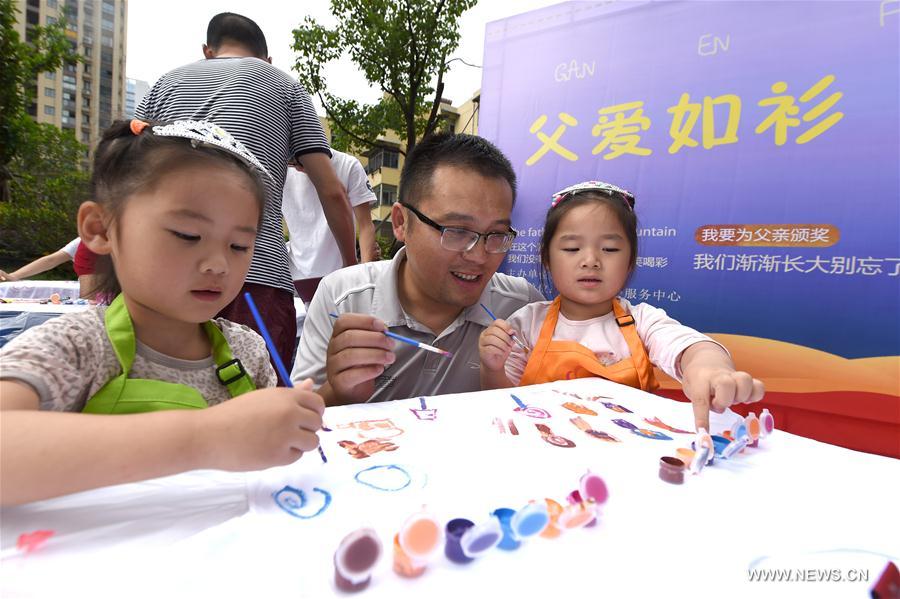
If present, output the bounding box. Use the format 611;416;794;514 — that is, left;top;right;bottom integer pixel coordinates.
0;280;79;300
1;378;897;598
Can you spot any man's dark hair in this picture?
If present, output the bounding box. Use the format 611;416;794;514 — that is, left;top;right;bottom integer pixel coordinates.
398;133;517;208
206;13;268;59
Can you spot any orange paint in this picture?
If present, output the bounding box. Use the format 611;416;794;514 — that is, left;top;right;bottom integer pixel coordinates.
540;498;564;538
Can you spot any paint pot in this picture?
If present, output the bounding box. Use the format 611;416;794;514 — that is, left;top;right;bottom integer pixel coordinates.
511;502;550;538
710;435;731;456
540;499;564;539
491;508;521;550
659;456;686;485
444;518;476;564
334;528;382;592
566;489;596;527
760;408;775;437
676;448;696;468
394;512;442;577
558;500;596;530
722;435;750;459
580;471;609;505
745;412;761;447
460;516;503;559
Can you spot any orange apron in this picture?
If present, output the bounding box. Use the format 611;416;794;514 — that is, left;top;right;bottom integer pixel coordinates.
519;297;659;392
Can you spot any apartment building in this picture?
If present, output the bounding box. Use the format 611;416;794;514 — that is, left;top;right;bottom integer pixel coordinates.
15;0;128;152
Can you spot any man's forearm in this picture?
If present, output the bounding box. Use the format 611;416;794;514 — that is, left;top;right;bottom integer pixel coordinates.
320;190;359;267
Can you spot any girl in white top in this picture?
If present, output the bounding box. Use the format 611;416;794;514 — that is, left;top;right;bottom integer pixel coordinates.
479;181;764;431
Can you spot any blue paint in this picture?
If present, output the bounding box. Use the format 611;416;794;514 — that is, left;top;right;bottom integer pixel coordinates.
711;435;731;456
272;486;332;519
420;397;427;410
515;512;549;537
492;508;522;551
510;394;527;409
354;465;412;492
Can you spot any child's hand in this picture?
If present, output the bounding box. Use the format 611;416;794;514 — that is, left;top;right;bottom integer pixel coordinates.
479;320;516;372
198;378;325;471
680;342;765;431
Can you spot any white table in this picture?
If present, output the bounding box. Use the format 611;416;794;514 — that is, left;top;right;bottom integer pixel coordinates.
1;378;897;598
0;280;80;300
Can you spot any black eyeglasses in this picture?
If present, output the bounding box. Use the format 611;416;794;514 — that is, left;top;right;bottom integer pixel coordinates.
399;201;518;254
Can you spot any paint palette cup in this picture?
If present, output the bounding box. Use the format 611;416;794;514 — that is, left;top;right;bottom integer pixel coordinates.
334;528;382;592
540;499;564;539
580;471;609;506
566;490;596;527
460;516;503;559
491;508;522;550
444;518;476;564
658;456;686;485
511;502;550;539
393;512;442;577
710;435;731;457
557;499;597;530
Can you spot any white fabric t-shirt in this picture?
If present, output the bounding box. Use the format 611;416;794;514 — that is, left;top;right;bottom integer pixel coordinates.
504;298;726;385
60;238;80;258
282;149;376;280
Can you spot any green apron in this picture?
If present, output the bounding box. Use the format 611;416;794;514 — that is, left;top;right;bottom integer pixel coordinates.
83;294;256;414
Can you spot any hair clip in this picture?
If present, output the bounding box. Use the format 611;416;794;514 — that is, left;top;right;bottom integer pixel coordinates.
550;180;635;212
129;119;150;136
150;120;272;182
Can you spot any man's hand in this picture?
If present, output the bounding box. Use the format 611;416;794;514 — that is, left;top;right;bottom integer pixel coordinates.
325;313;395;404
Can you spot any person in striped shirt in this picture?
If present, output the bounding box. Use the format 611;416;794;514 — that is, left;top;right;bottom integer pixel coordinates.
134;12;357;372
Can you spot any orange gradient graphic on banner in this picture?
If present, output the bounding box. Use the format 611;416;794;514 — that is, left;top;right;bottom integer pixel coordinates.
695;224;839;247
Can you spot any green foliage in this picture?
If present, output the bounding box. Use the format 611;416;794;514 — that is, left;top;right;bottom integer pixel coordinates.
0;116;87;263
0;0;86;263
292;0;477;155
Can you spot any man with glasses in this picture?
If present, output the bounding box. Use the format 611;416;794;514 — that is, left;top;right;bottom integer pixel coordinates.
291;133;543;405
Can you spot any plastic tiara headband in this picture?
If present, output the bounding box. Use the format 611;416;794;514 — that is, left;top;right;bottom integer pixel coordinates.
550;180;635;212
131;119;272;183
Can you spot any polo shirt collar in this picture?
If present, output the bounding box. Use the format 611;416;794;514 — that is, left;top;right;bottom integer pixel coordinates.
371;246;498;331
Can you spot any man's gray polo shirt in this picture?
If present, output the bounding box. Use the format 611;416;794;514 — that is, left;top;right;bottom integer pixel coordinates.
291;248;544;402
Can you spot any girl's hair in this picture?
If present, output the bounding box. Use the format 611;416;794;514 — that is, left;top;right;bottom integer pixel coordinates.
87;119;267;299
538;186;638;295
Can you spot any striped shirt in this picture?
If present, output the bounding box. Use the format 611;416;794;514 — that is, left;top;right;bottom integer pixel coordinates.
136;57;330;293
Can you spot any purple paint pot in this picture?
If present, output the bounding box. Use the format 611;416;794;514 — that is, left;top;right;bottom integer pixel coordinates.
334;528;382;592
460;516;502;559
444;518;475;564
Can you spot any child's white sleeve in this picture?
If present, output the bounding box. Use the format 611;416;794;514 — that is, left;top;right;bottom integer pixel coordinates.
633;302;729;380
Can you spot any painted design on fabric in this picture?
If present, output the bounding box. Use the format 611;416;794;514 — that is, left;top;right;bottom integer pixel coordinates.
644;416;692;434
273;486;332;519
338;439;399;459
536;423;576;448
562;401;598;416
354;465;413;492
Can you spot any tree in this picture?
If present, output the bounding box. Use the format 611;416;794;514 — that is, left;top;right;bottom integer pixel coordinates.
291;0;477;156
0;0;86;266
0;0;81;202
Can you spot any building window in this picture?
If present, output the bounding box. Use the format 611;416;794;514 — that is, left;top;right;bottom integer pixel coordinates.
366;148;400;173
45;71;56;80
44;105;56;116
374;184;398;206
46;16;57;25
47;0;58;7
44;87;56;98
